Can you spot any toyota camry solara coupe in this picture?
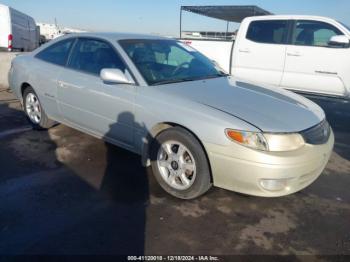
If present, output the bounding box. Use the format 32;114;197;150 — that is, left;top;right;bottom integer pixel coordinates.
9;33;334;199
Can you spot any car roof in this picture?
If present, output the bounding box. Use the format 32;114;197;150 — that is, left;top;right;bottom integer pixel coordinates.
31;32;176;56
245;15;337;22
63;32;172;41
242;15;350;35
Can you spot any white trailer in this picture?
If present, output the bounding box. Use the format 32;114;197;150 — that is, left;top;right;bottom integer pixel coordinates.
0;4;39;52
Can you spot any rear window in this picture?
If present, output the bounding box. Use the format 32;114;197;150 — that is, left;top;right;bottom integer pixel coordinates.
246;20;288;44
36;38;74;66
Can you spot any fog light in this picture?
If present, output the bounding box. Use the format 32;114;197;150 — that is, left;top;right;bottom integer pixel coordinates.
260;179;290;192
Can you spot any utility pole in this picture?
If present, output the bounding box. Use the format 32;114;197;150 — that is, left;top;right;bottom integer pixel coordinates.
54;18;58;29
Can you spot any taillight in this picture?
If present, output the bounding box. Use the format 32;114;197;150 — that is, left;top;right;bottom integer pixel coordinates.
8;34;13;51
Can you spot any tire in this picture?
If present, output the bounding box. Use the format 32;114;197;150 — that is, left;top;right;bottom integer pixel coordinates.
23;86;55;130
150;127;212;200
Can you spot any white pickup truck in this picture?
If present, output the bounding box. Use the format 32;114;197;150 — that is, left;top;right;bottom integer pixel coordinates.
183;15;350;99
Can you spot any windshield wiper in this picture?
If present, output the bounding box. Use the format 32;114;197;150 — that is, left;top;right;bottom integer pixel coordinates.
152;78;198;86
188;73;229;81
152;73;229;86
209;73;229;78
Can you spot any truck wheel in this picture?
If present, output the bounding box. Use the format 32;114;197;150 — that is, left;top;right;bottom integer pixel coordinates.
23;86;55;130
150;127;212;199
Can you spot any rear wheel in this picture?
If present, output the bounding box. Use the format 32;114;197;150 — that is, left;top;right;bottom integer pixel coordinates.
151;127;212;199
23;86;55;130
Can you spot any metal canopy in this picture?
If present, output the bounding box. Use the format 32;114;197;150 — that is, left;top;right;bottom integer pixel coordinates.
181;5;272;23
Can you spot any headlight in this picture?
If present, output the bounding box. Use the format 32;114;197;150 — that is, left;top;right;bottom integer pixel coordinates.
225;129;305;152
264;133;305;152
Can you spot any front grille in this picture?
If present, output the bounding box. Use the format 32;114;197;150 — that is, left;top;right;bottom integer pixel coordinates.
300;120;331;145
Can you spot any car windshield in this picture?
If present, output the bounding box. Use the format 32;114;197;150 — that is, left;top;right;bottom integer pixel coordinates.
119;39;227;85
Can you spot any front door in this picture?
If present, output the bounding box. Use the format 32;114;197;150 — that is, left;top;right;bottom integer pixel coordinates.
232;19;289;86
57;38;136;147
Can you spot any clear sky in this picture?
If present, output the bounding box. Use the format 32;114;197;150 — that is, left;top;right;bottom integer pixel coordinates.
1;0;350;36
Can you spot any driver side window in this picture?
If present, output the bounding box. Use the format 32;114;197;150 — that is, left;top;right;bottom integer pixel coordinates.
68;38;126;76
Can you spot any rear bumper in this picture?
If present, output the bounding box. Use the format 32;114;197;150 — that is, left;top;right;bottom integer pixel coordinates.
205;130;334;197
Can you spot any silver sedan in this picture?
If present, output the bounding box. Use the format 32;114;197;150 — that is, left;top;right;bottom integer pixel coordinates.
9;33;334;199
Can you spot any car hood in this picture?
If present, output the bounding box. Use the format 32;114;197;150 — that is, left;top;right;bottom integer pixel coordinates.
155;77;325;133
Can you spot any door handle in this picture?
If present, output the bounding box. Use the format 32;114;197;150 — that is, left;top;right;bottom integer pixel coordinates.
239;48;251;53
287;51;301;57
315;70;338;75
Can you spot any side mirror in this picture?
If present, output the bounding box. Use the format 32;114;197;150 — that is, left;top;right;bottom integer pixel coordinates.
100;69;135;85
328;35;350;47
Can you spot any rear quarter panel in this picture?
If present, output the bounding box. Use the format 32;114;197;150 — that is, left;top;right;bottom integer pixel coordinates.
9;55;31;99
10;54;64;121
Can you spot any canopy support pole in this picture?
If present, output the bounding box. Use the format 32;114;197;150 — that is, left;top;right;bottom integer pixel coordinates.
226;21;229;39
180;7;183;38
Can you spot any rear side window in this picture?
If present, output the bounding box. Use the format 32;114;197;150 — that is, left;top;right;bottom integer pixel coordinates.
293;20;343;47
68;38;126;75
36;39;74;66
246;20;288;44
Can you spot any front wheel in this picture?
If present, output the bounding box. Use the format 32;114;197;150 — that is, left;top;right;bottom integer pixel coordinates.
150;127;212;199
23;86;55;130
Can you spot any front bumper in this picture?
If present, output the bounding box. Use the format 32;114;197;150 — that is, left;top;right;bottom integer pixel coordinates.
205;130;335;197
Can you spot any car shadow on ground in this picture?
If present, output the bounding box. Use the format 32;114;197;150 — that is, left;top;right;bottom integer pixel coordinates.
101;112;150;204
0;99;150;255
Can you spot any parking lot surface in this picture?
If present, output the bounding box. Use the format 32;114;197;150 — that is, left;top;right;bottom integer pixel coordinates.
0;85;349;257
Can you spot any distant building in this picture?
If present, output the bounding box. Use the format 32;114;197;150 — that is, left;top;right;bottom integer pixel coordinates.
37;23;60;40
37;22;87;41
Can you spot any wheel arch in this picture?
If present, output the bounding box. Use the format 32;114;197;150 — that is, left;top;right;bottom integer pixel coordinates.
20;82;32;100
141;122;213;183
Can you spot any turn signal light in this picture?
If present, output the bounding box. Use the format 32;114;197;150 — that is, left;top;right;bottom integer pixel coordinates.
225;129;268;151
226;130;244;143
